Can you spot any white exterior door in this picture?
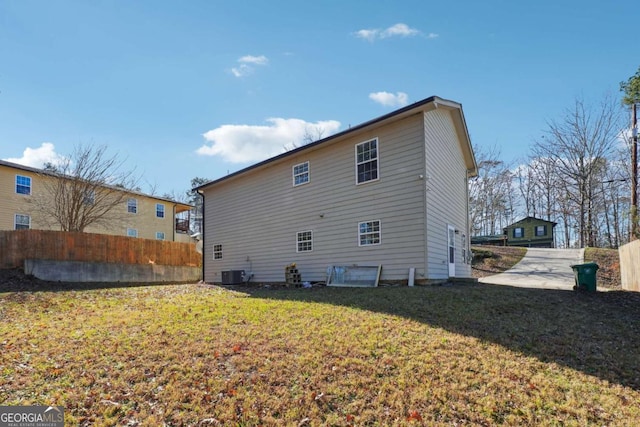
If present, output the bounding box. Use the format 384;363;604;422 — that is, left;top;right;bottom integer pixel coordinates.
448;225;456;277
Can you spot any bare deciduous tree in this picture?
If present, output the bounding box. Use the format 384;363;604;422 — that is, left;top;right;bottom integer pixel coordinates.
532;95;623;247
469;145;514;236
30;144;138;232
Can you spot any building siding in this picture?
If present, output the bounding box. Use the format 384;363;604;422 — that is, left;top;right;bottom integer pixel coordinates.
424;108;472;279
203;114;429;283
0;162;191;242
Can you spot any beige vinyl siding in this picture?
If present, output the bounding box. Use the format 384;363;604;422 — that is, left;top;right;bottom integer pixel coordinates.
0;167;39;230
203;114;428;283
424;108;472;278
0;163;189;241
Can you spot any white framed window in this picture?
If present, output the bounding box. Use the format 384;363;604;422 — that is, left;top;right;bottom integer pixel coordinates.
127;228;138;238
513;227;524;238
14;214;30;230
16;175;31;195
355;138;379;184
127;198;137;214
296;230;313;252
156;203;165;218
535;225;547;236
84;190;95;205
156;231;165;240
293;161;310;186
358;220;381;246
213;244;223;260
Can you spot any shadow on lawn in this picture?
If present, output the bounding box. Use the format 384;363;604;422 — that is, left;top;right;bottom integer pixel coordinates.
245;283;640;391
0;268;186;293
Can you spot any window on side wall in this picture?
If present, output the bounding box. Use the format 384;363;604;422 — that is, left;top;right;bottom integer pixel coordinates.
84;190;95;205
513;227;524;238
355;138;379;184
213;244;223;260
293;161;310;186
535;225;547;236
16;175;31;195
127;198;138;214
156;203;165;218
358;220;381;246
156;232;165;240
127;228;138;238
14;214;30;230
296;230;313;252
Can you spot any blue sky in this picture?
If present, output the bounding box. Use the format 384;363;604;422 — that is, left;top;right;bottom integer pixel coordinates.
1;1;638;198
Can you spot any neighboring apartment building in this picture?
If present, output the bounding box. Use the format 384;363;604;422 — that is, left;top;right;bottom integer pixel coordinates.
0;159;193;242
196;96;478;284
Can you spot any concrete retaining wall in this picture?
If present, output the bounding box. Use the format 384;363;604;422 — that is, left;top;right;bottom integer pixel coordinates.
25;259;201;283
619;240;640;292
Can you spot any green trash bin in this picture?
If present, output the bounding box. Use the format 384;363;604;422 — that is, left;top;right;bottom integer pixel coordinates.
570;262;599;291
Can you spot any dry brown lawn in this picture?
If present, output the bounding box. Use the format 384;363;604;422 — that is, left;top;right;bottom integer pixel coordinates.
1;276;639;426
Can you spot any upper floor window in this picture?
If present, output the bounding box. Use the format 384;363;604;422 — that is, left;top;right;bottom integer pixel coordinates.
127;198;137;214
16;175;31;195
513;227;524;238
296;230;313;252
535;225;547;236
15;214;30;230
127;228;138;238
293;161;310;186
156;203;165;218
84;190;95;205
156;231;165;240
213;244;223;260
359;220;381;246
355;138;379;184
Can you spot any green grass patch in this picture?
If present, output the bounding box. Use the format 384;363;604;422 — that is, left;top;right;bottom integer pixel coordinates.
1;283;639;425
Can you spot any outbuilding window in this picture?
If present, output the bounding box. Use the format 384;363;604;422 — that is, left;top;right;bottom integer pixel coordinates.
513;227;524;238
535;225;547;236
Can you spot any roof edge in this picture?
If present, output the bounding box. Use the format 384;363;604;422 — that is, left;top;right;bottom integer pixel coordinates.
196;95;476;191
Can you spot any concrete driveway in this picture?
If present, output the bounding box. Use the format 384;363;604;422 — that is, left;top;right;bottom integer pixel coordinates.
478;248;584;290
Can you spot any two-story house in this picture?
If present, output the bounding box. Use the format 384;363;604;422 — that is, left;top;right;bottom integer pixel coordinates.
0;159;193;242
196;96;478;285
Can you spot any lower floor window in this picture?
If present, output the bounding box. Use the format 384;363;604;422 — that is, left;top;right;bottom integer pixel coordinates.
359;220;381;246
297;230;313;252
156;232;165;240
213;244;223;260
15;214;30;230
127;228;138;238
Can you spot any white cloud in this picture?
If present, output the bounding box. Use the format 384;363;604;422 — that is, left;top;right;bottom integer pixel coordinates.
239;55;268;65
355;29;379;42
381;23;420;39
427;32;439;39
3;142;67;168
369;91;409;107
196;118;342;163
230;54;269;77
355;23;422;41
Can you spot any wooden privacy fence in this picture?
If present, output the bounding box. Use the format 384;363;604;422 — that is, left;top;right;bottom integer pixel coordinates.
619;240;640;292
0;230;202;269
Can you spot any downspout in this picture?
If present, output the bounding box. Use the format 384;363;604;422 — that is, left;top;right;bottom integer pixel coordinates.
199;190;205;282
172;203;177;242
466;170;471;265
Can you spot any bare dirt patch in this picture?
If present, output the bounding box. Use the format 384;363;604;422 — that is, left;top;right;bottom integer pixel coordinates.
471;245;527;278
